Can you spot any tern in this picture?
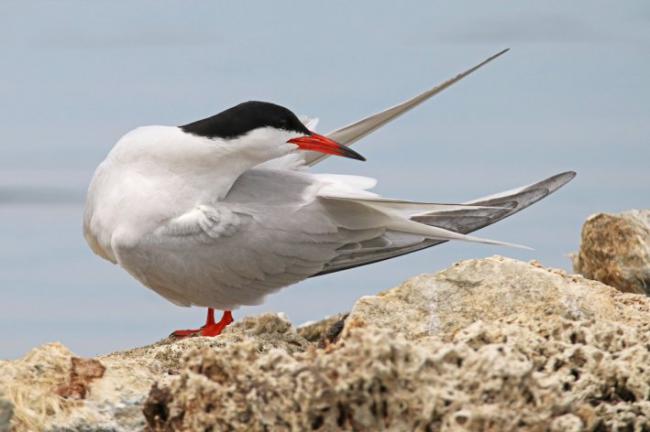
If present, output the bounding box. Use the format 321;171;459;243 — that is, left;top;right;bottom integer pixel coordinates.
83;49;575;337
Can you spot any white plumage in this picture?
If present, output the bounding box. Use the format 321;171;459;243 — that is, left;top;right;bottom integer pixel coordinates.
83;50;575;311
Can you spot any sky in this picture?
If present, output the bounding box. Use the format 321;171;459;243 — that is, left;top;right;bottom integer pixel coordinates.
1;1;649;359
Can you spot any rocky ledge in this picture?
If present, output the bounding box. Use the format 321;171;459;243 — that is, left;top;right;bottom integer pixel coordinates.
2;256;650;431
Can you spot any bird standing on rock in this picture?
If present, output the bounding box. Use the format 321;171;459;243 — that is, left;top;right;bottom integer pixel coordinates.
83;49;575;337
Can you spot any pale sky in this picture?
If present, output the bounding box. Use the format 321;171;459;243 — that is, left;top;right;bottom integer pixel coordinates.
1;1;649;359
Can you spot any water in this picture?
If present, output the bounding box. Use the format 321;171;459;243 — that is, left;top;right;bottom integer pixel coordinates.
1;1;649;359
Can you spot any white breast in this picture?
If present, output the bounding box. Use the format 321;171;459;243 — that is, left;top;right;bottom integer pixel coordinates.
83;124;300;265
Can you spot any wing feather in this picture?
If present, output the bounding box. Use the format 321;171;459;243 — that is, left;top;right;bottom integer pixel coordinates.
116;169;574;309
316;171;576;275
258;49;510;171
306;49;510;166
116;170;384;309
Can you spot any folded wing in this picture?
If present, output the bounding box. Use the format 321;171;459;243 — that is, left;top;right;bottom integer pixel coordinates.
126;169;572;309
315;171;575;276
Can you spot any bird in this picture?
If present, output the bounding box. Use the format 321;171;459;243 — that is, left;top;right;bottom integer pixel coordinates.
83;49;575;337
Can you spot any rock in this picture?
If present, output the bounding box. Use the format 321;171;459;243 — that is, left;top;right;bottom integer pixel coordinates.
0;313;309;431
144;317;650;431
550;414;584;432
144;257;650;431
342;256;647;340
573;210;650;295
0;342;155;432
4;257;650;431
0;399;12;432
297;313;349;347
56;357;106;400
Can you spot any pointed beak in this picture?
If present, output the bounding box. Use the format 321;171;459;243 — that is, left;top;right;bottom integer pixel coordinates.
288;132;366;161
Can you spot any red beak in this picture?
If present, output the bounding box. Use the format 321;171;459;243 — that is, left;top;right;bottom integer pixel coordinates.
288;132;366;161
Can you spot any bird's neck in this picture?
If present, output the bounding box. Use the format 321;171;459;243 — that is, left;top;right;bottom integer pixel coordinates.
193;140;295;200
108;126;297;202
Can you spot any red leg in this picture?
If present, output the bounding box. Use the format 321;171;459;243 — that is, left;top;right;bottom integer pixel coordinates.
171;308;233;338
200;310;233;336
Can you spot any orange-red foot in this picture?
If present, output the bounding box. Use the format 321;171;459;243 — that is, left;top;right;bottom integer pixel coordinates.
171;308;233;338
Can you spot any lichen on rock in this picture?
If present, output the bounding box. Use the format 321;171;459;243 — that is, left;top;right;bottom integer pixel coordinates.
56;357;106;400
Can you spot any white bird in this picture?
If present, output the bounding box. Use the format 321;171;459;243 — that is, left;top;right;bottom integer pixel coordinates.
83;49;575;337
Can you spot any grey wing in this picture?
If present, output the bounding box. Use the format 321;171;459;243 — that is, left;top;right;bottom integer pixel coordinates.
315;171;576;276
128;169;384;309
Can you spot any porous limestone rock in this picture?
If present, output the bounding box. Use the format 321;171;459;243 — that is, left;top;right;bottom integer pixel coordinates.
0;399;12;432
0;313;308;431
4;258;650;431
573;210;650;295
144;257;650;431
342;255;646;341
297;313;348;347
144;316;650;431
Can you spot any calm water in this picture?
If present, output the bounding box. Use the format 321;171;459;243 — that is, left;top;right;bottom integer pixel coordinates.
1;1;649;359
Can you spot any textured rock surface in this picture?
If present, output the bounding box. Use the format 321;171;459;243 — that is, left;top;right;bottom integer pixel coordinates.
297;313;349;347
342;256;647;341
0;399;12;432
146;318;650;431
145;257;650;432
3;257;650;431
573;210;650;295
0;313;308;431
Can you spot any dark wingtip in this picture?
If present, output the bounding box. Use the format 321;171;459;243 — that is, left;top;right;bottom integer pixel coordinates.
340;145;366;161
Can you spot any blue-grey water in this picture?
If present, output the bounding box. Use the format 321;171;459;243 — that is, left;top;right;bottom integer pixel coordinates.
1;1;649;359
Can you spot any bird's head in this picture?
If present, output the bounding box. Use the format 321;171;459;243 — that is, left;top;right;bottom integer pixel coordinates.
180;101;365;161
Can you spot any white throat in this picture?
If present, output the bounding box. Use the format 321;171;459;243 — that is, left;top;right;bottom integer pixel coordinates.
105;125;300;202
